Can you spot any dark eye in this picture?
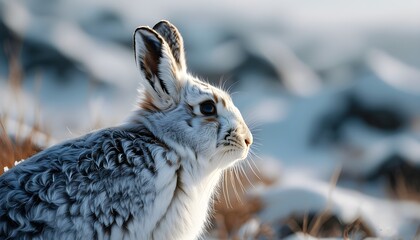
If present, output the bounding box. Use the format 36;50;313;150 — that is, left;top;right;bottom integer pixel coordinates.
200;100;217;116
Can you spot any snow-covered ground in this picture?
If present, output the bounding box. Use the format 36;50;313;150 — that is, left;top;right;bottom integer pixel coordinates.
1;0;420;238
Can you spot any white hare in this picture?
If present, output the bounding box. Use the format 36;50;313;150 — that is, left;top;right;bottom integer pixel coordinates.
0;20;252;240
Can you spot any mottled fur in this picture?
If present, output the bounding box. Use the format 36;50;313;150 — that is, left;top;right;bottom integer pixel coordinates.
0;21;252;240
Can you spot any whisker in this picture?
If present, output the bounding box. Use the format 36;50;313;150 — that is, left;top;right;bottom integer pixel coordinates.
249;149;263;158
244;114;263;128
217;152;232;209
247;153;262;180
250;147;262;153
250;142;263;147
234;165;246;194
240;163;256;188
226;80;240;94
229;91;240;97
249;128;263;134
207;169;222;207
218;76;226;91
249;150;264;163
249;151;263;165
247;120;263;129
222;172;231;208
230;169;242;204
250;134;263;139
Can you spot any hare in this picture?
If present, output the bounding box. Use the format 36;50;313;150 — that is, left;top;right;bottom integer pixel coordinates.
0;20;252;240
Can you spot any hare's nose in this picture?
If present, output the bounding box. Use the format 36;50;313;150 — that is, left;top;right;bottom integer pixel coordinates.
244;132;253;147
244;138;251;147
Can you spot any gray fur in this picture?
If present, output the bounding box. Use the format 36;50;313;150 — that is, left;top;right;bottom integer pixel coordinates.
0;126;167;239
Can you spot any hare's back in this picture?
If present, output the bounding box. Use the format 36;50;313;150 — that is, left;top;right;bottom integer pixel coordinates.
0;127;161;239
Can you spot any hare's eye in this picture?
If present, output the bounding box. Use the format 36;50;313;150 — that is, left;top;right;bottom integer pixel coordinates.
200;100;217;116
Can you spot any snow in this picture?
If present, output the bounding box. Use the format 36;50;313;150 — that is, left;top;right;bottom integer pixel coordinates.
236;218;261;239
259;174;420;239
3;159;26;173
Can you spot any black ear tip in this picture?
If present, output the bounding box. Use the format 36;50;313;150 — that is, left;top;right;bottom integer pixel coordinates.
153;20;176;31
134;26;154;37
134;26;163;43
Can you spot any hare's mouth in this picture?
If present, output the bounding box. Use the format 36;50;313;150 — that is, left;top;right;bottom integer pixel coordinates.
220;143;249;161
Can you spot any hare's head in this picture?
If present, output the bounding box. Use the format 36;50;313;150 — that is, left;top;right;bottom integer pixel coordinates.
132;20;252;170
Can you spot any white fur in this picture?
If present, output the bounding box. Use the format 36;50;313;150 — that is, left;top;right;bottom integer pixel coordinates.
127;21;253;239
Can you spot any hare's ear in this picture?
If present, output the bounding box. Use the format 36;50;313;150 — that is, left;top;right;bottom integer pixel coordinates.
134;26;182;111
153;20;186;72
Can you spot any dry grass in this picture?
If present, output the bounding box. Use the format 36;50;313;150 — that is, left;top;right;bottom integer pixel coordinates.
211;168;276;239
0;119;44;175
389;165;420;202
0;40;46;175
280;212;374;239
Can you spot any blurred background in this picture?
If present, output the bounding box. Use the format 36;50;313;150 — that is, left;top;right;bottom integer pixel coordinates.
1;0;420;239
